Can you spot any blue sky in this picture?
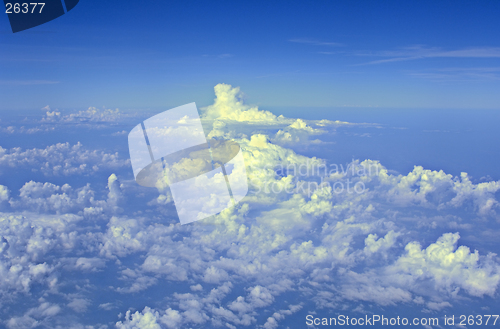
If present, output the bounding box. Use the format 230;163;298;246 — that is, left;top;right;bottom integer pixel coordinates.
1;0;500;110
2;3;500;327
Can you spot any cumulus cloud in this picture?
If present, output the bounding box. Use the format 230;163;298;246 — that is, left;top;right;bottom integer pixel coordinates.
0;142;129;176
201;84;279;123
9;175;123;216
42;106;132;123
0;210;90;310
201;84;354;143
6;301;61;329
107;173;123;209
10;181;91;214
67;298;91;313
116;306;186;329
262;304;302;329
0;185;9;202
273;119;324;144
2;83;500;327
2;106;138;135
387;232;500;297
0;125;55;134
364;230;401;256
330;161;500;217
110;117;500;324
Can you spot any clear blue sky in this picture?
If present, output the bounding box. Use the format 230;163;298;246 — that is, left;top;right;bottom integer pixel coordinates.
1;0;500;110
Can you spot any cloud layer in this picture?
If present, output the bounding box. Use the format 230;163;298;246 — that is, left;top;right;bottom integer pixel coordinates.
0;84;499;328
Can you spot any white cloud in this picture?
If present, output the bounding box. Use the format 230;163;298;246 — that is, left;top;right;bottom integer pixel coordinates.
426;301;452;311
273;119;324;144
100;87;500;326
98;302;116;310
67;298;91;313
190;284;203;291
203;266;229;284
201;84;279;123
100;217;146;258
42;106;132;123
349;162;500;217
0;142;129;176
202;84;358;144
116;307;162;329
387;232;500;297
0;125;55;134
9;176;123;216
262;305;303;329
2;83;500;327
74;257;106;271
0;212;79;294
364;230;401;256
107;173;123;208
6;301;61;329
0;185;9;202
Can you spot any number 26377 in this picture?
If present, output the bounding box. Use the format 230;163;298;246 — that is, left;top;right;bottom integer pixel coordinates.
5;3;45;14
